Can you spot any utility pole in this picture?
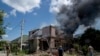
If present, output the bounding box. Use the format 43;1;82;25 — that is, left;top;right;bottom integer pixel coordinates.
36;36;39;56
20;19;24;51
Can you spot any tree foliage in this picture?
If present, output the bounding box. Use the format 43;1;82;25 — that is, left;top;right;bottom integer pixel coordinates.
0;40;7;50
79;28;100;51
0;10;5;36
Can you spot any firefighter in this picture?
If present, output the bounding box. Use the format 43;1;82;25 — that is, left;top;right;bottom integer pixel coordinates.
58;46;64;56
5;44;10;56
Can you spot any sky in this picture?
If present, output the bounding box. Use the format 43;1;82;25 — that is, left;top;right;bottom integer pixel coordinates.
0;0;100;41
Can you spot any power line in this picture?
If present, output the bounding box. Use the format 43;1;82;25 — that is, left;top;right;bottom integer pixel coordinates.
6;21;21;34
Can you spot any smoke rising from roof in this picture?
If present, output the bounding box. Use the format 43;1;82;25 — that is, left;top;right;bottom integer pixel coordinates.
55;0;100;34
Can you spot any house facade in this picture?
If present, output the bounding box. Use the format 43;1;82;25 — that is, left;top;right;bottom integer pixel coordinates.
28;25;73;53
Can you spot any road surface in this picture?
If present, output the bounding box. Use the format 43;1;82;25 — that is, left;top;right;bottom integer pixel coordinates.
0;52;12;56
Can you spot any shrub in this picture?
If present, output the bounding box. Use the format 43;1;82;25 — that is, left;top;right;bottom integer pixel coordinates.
73;43;80;52
0;46;4;51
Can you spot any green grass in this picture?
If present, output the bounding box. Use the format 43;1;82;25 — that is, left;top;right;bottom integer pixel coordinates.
12;50;26;56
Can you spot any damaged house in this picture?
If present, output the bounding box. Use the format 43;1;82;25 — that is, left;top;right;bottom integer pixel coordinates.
28;25;73;53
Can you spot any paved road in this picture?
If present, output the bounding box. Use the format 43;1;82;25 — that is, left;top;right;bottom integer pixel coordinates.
0;53;30;56
0;51;30;56
0;53;12;56
0;51;100;56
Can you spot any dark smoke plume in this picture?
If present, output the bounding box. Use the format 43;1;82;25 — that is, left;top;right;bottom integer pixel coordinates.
57;0;100;34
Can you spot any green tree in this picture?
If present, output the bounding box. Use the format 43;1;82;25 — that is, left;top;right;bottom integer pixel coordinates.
0;10;5;37
79;28;100;51
0;40;7;50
